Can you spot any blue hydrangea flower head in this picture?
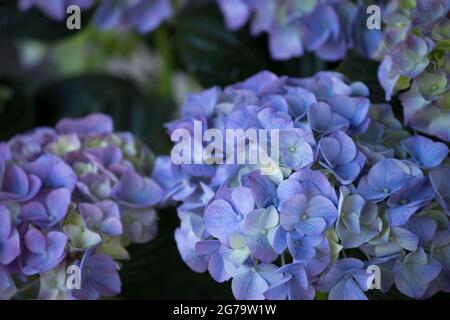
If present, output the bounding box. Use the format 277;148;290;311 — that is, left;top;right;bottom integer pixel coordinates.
163;70;450;300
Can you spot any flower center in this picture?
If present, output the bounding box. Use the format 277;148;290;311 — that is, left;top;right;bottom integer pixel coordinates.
289;146;297;153
260;229;268;235
301;213;308;220
383;188;390;193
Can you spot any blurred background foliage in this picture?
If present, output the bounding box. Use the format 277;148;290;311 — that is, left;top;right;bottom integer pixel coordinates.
0;0;389;299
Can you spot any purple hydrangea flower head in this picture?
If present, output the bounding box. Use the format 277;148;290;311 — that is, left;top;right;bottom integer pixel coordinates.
0;113;162;299
376;0;450;142
163;70;450;300
218;0;382;61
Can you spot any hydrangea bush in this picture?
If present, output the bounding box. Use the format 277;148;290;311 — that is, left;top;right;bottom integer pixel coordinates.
154;70;450;300
0;114;163;300
376;0;450;142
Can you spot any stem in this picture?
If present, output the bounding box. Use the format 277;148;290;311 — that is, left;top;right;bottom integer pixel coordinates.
153;25;174;99
280;252;286;266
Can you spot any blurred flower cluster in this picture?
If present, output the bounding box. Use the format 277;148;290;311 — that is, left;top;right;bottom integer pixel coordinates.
154;70;450;300
376;0;450;142
217;0;383;60
0;114;163;300
18;0;172;33
18;0;383;62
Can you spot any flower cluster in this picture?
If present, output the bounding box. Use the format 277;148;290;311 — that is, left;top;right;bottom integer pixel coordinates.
217;0;383;60
18;0;172;33
0;114;163;300
376;0;450;142
155;70;450;300
18;0;383;62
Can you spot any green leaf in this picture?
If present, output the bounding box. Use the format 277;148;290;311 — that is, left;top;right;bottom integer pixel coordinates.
336;51;386;103
173;2;270;87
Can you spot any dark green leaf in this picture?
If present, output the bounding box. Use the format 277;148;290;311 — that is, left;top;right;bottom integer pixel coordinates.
173;2;270;87
336;51;385;103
